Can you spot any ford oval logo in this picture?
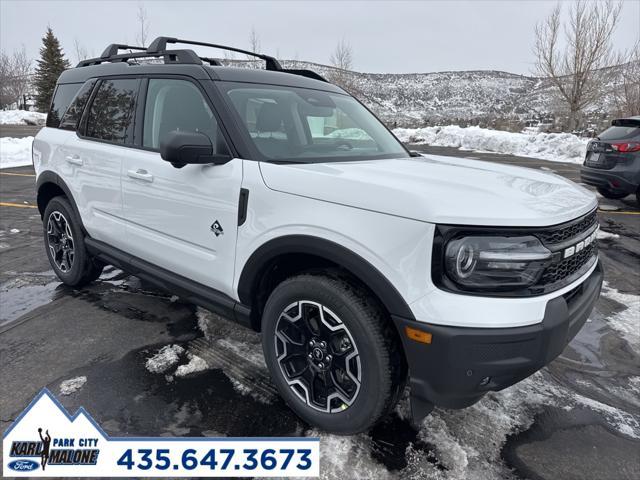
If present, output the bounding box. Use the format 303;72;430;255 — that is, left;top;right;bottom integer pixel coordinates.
8;459;39;471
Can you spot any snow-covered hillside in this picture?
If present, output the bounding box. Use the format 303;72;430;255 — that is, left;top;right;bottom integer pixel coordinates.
225;59;625;127
393;125;589;163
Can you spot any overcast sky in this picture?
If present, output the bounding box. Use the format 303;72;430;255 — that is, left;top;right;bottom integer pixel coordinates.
1;0;638;75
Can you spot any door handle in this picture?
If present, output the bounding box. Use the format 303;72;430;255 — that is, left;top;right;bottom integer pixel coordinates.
65;154;83;166
127;169;154;182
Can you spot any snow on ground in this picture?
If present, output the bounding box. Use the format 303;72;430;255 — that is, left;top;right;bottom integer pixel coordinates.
0;110;46;125
145;344;185;374
600;283;640;353
59;376;87;396
175;353;209;377
0;136;33;169
393;125;589;164
597;230;620;240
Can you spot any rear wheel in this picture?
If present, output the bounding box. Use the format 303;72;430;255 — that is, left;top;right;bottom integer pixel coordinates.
43;196;103;287
261;272;405;434
597;187;628;200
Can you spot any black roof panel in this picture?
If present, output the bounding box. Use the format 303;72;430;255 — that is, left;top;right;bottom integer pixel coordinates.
58;61;344;94
206;66;344;93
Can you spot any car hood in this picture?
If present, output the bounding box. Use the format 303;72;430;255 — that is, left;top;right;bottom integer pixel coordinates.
259;155;597;226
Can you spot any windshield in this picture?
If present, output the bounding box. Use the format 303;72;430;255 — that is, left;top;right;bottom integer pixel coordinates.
220;82;409;163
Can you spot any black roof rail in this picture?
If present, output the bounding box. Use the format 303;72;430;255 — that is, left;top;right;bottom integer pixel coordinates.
100;44;146;58
147;36;283;71
77;37;329;84
76;49;202;68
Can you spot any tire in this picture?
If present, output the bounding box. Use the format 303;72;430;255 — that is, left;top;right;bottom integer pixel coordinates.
261;272;405;434
43;196;103;287
636;188;640;208
597;187;628;200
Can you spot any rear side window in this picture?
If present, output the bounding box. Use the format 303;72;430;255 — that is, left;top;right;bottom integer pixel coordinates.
599;125;640;141
46;83;82;128
85;78;139;144
59;80;96;131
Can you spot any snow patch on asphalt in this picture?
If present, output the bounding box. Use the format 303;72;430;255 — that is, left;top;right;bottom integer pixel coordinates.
59;376;87;396
597;230;620;240
0;136;33;169
175;354;209;377
393;125;588;163
145;345;185;374
0;110;46;125
601;284;640;353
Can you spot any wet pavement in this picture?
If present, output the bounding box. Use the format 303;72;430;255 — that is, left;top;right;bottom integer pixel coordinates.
1;149;639;479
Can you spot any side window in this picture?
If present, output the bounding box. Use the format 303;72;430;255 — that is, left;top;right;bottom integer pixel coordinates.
59;79;96;131
143;78;228;154
46;83;82;128
85;78;139;144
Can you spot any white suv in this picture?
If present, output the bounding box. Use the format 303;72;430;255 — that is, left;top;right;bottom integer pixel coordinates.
33;37;603;434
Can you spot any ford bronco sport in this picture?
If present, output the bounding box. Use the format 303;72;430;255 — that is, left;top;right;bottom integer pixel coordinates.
34;37;603;434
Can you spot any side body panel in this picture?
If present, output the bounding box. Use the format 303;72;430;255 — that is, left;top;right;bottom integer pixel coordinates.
60;134;127;249
234;160;435;307
122;153;243;296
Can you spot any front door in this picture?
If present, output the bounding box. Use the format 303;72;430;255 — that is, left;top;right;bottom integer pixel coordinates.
122;77;242;296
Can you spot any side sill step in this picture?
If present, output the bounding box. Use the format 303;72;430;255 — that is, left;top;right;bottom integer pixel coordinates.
85;237;252;329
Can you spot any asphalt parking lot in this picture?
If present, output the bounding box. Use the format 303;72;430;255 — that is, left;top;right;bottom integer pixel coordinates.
1;146;639;479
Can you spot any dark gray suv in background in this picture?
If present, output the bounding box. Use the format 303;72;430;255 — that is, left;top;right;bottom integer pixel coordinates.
581;117;640;206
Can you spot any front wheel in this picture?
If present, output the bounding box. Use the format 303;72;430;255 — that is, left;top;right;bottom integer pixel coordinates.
43;196;103;287
261;273;405;434
597;187;628;200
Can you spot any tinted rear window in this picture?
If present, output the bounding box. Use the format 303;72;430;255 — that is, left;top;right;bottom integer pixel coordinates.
599;125;640;141
85;78;139;144
46;83;82;128
59;79;96;131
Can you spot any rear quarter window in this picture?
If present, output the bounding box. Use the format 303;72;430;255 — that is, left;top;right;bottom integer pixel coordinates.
46;83;82;128
59;79;96;131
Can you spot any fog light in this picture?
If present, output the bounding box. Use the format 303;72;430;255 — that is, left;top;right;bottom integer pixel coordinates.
479;376;491;386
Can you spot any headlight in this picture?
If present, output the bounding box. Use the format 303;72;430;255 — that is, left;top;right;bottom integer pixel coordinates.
444;235;552;291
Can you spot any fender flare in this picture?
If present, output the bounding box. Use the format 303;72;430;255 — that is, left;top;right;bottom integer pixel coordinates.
36;171;85;230
237;235;415;320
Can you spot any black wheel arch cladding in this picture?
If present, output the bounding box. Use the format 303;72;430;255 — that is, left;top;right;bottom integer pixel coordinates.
237;235;416;321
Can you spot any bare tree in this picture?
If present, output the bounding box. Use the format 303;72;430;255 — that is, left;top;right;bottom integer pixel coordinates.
330;38;353;71
329;39;354;93
0;51;12;108
248;26;260;56
73;38;89;64
534;0;623;131
1;46;32;109
136;3;150;47
615;42;640;116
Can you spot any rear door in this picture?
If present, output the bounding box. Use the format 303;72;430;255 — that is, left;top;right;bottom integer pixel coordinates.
63;77;140;250
121;77;242;296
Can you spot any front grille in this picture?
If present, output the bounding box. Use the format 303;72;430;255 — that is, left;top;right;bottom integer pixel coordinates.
535;209;599;290
535;210;598;246
539;241;597;286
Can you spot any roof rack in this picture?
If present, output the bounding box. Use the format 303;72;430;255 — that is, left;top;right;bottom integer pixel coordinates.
76;49;202;68
77;36;329;83
147;37;283;71
100;44;147;58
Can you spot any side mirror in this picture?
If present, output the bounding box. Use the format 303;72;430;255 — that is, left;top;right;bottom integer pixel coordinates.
160;130;231;168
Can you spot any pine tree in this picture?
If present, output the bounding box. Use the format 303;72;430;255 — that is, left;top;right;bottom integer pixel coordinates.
33;27;70;112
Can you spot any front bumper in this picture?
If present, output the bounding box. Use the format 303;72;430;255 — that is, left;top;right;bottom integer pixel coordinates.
393;260;603;414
